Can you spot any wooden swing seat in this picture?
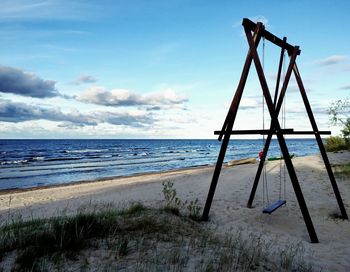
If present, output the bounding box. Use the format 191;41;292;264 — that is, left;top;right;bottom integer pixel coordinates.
263;200;286;214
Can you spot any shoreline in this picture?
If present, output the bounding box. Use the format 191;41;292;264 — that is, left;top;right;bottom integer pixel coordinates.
0;151;348;215
0;163;215;196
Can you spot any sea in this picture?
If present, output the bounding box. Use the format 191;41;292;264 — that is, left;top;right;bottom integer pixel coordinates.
0;139;320;191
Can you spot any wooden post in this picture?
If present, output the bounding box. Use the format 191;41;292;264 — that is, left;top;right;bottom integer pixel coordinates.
293;64;348;219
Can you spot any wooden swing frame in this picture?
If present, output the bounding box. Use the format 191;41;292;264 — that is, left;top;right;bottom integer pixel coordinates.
202;18;348;243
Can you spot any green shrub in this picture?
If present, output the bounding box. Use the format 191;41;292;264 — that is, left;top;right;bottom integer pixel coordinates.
187;199;201;221
161;180;202;220
161;180;183;215
324;136;349;152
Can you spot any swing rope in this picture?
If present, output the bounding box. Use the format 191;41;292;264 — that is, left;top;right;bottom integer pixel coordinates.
262;38;289;208
261;37;270;206
282;50;287;201
279;50;287;201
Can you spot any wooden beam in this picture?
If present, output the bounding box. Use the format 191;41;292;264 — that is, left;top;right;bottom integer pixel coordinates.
273;37;287;106
214;129;331;135
242;18;300;56
214;129;293;135
291;131;331;135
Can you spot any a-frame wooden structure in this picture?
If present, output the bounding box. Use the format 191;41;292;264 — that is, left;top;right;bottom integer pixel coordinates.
202;18;348;243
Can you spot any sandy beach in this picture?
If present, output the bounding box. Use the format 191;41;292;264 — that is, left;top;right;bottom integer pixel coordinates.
1;151;349;271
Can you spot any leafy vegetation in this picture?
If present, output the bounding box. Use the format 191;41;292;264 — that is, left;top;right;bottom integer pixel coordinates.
161;180;183;215
161;180;201;220
327;97;350;151
325;136;349;152
186;198;201;221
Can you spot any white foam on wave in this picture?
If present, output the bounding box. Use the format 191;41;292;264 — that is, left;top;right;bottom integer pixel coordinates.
64;149;108;154
32;156;45;161
1;159;28;165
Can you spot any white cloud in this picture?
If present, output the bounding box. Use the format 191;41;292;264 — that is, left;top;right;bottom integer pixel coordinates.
339;85;350;90
315;55;349;66
232;15;269;29
249;15;269;28
240;97;261;109
77;87;188;108
71;74;97;85
225;97;261;110
0;65;59;98
0;99;96;125
0;99;155;128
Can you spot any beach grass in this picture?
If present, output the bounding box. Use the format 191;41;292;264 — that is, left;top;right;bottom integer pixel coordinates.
0;202;313;272
333;162;350;178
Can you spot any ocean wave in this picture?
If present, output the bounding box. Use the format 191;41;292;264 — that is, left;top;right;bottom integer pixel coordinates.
45;157;81;162
86;155;113;159
63;149;108;154
132;152;148;156
0;166;106;181
161;150;191;154
28;156;45;161
8;156;186;173
1;156;45;166
31;149;47;153
1;155;78;166
1;159;28;165
0;139;320;191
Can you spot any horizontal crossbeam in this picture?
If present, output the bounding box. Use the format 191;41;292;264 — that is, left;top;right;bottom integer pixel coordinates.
292;131;331;135
214;129;293;135
242;18;301;56
214;129;331;135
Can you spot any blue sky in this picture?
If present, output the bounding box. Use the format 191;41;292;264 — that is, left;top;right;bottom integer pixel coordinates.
0;0;349;139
